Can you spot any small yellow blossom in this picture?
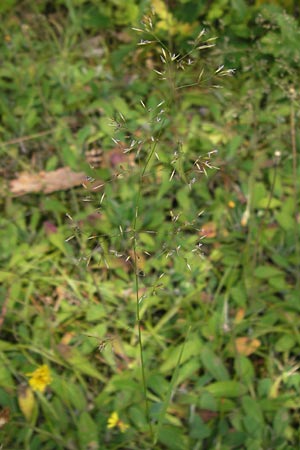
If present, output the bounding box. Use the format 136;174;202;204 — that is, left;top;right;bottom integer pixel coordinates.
107;411;129;433
26;364;52;393
228;200;235;209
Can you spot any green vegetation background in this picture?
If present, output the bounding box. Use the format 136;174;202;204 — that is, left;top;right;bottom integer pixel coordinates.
1;0;300;449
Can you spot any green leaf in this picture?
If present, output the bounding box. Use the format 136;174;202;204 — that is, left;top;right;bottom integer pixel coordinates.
254;266;284;279
177;359;201;384
148;374;169;398
242;414;263;439
39;394;60;422
129;405;148;430
258;197;281;209
231;0;247;19
85;304;106;322
273;408;290;437
51;397;69;432
160;333;202;373
0;364;15;389
198;391;218;411
275;210;294;231
223;430;248;447
234;356;255;385
78;412;99;450
242;396;264;423
274;335;295;352
53;379;87;411
205;381;247;398
201;347;229;381
189;415;211;439
67;351;106;382
157;425;188;450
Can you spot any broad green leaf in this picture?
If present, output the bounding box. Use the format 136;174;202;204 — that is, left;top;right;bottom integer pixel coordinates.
201;347;229;381
258;197;281;209
273;408;290;437
198;391;218;411
275;210;294;231
67;351;106;382
254;266;284;279
129;405;147;429
274;335;295;352
205;381;247;398
242;414;263;439
52;379;87;411
78;412;99;450
160;334;202;373
189;415;211;439
242;396;264;423
148;374;169;398
85;304;106;322
177;359;201;385
234;356;255;384
157;425;188;450
0;365;15;389
51;397;69;432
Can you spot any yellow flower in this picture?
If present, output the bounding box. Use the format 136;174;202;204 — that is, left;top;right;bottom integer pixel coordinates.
107;412;129;433
228;200;236;209
26;364;52;393
107;412;119;429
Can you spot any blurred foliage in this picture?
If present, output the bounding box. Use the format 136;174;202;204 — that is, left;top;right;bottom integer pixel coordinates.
0;0;300;449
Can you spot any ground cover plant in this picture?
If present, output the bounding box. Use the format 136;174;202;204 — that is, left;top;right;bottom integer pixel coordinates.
0;1;300;449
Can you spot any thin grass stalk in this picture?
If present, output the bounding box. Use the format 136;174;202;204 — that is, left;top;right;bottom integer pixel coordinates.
290;87;300;288
131;46;181;431
131;130;163;440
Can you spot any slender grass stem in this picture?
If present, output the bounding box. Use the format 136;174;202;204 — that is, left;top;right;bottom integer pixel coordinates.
131;124;165;440
0;129;54;147
290;88;300;288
